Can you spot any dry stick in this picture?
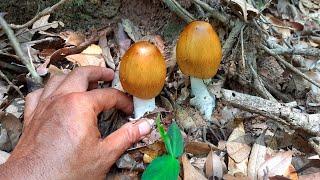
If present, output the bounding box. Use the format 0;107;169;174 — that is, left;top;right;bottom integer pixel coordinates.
162;0;196;23
0;16;42;84
0;70;24;98
193;0;230;25
0;61;27;73
222;88;320;136
222;21;245;60
9;0;69;29
272;48;320;57
262;45;320;89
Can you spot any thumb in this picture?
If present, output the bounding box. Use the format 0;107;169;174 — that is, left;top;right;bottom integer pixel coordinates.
100;119;151;164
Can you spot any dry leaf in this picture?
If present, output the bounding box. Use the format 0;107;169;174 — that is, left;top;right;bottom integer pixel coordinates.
224;0;258;21
121;18;142;42
65;44;106;67
228;155;248;176
299;172;320;180
283;164;298;180
248;133;267;179
185;141;213;155
98;31;115;70
116;23;131;56
257;151;293;179
0;112;23;151
139;141;166;164
265;14;291;39
205;150;223;179
182;153;207;180
32;14;63;32
59;31;85;46
226;122;252;163
175;105;197;131
223;173;253;180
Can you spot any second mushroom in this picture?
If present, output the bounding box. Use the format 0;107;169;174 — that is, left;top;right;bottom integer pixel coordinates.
176;21;222;122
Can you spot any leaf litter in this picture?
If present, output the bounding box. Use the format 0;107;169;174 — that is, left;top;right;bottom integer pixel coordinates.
1;0;320;179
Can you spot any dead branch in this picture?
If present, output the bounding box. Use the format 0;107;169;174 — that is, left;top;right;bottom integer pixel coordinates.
8;0;69;30
222;20;245;59
0;15;42;84
0;70;24;98
262;45;320;89
222;88;320;136
0;61;27;73
272;48;320;57
162;0;196;23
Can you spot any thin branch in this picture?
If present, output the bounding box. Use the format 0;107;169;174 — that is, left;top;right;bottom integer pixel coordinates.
0;70;24;98
272;48;320;57
193;0;231;25
0;61;27;73
8;0;69;30
162;0;196;23
262;45;320;89
0;15;42;84
222;20;245;59
222;88;320;136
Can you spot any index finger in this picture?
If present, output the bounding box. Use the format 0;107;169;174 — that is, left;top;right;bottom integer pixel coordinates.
54;66;114;95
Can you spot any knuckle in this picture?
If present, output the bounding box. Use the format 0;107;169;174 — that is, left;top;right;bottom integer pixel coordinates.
123;124;139;145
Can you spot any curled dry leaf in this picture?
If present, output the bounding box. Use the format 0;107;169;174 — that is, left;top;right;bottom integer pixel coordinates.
98;31;115;70
283;164;298;180
59;31;86;46
121;18;142;42
0;112;23;151
205;150;223;179
32;14;64;32
265;14;291;39
224;0;258;21
257;151;293;179
226;122;252;163
247;133;267;179
182;153;207;180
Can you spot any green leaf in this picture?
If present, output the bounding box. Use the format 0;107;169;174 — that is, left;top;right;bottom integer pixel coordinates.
142;155;180;180
166;122;183;158
157;114;173;156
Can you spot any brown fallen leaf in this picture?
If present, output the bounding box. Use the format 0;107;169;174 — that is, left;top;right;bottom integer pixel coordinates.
224;0;258;21
265;14;291;39
32;14;64;32
228;155;248;176
65;44;106;67
59;31;86;46
185;141;214;155
226;122;252;163
299;172;320;180
0;112;23;151
247;132;267;179
205;150;223;179
182;153;207;180
223;173;253;180
257;151;293;179
283;164;298;180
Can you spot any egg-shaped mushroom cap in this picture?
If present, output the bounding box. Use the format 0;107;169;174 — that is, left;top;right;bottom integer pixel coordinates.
120;41;166;99
176;21;222;79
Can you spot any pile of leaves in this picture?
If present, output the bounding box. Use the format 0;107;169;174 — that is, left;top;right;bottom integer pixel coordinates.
0;0;320;179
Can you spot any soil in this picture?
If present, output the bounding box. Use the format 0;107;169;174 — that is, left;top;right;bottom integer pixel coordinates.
0;0;186;42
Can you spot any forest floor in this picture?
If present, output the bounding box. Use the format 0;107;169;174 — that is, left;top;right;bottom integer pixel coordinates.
0;0;320;179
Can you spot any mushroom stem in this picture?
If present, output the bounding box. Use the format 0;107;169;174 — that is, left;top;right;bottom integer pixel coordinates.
190;77;215;121
133;96;156;119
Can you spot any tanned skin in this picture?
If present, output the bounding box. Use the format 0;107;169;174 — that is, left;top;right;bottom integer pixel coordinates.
0;66;151;179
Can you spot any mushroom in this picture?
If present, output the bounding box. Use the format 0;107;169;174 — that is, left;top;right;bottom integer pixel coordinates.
120;41;166;119
176;21;222;121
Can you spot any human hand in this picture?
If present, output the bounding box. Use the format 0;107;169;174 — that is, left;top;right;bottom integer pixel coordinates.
0;66;151;179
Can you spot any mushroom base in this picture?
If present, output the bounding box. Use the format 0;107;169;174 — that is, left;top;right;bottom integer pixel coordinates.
132;97;157;119
190;77;215;121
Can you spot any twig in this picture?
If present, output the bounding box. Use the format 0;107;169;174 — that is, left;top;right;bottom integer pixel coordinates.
193;0;231;25
162;0;196;23
222;88;320;136
272;48;320;57
0;61;27;73
8;0;69;30
0;15;42;84
0;70;24;98
262;45;320;89
222;20;245;60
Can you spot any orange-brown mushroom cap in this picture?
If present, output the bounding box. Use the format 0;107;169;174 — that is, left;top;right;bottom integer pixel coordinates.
120;41;166;99
176;21;222;79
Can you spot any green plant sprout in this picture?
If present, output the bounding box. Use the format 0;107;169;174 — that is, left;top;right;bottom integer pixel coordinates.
142;114;184;180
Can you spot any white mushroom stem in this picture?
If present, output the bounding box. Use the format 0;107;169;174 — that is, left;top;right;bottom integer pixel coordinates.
132;96;157;120
190;77;215;121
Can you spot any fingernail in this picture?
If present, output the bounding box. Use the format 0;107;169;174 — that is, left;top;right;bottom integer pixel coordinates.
138;120;151;136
